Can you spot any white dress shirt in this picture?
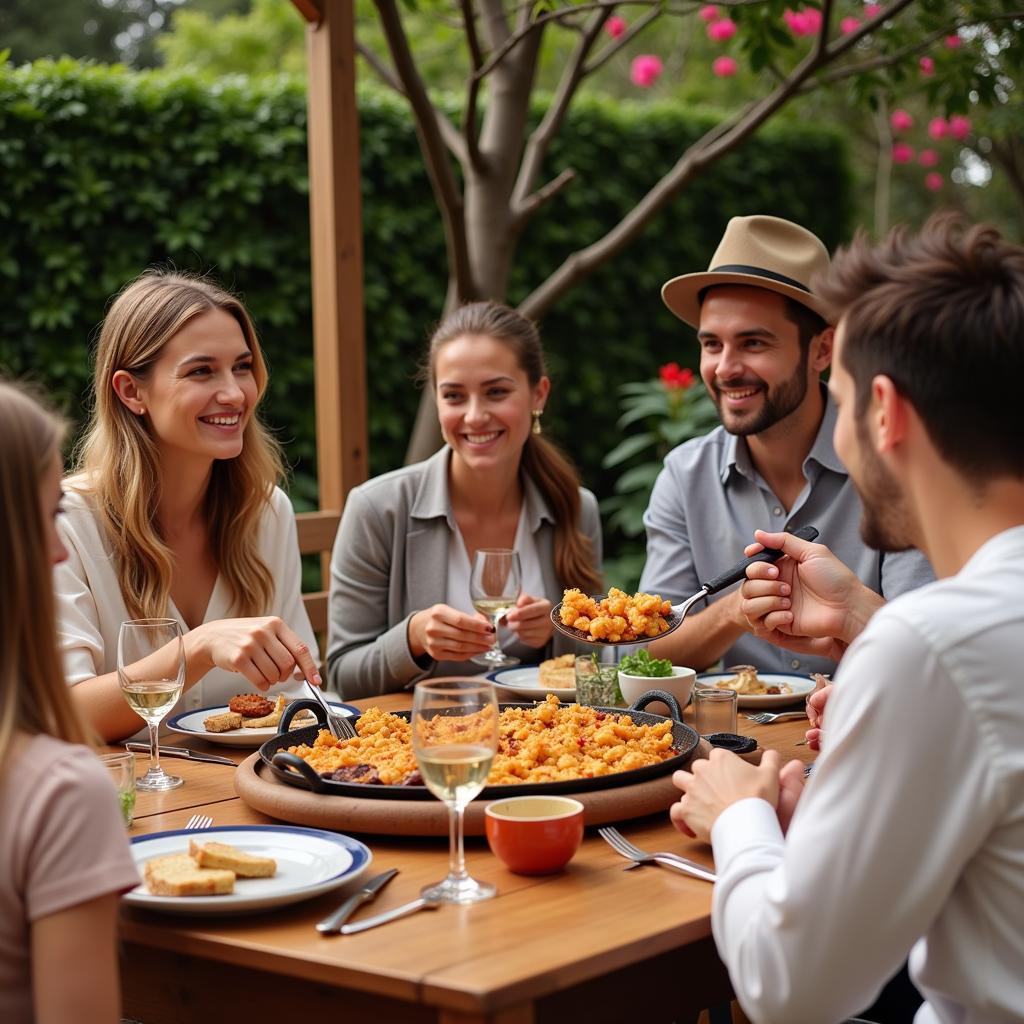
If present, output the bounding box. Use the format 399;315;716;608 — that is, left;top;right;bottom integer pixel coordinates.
709;525;1024;1024
55;485;319;720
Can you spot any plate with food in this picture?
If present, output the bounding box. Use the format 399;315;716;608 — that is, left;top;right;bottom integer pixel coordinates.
167;694;359;747
487;655;577;701
262;693;700;800
697;667;816;708
123;825;371;915
550;528;819;646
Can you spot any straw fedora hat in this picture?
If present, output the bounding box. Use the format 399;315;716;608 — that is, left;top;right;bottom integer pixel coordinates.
661;215;832;327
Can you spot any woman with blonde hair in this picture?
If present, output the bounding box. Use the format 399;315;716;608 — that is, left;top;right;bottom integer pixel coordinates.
0;381;138;1024
58;270;320;741
327;301;602;698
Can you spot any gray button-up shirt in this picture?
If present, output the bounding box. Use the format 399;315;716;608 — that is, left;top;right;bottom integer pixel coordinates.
639;391;934;675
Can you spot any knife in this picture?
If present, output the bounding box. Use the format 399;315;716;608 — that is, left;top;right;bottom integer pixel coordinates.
125;743;236;767
316;868;399;935
339;893;440;934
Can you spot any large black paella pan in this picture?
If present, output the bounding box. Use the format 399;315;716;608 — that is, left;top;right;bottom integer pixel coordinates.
261;691;699;801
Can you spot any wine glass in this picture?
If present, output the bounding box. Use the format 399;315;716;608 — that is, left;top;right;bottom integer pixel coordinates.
469;548;521;667
412;679;499;904
118;618;186;792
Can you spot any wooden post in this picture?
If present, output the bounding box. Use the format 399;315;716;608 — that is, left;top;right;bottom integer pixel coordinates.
298;0;368;516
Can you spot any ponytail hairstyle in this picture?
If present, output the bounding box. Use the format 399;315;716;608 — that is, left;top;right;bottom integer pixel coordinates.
426;302;602;595
74;269;284;620
0;381;91;771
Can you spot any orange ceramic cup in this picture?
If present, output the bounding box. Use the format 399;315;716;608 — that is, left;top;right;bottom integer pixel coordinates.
484;796;585;875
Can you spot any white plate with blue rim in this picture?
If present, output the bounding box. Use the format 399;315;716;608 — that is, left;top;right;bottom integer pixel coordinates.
166;700;359;747
486;665;576;702
696;672;816;708
124;825;371;914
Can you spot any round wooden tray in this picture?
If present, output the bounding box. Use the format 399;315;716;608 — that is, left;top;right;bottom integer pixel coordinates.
233;749;703;837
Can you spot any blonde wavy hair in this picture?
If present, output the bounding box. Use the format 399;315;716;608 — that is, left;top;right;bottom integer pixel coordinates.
74;270;284;620
0;382;91;770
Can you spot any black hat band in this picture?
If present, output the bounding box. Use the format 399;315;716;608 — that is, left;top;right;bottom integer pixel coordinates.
710;264;812;293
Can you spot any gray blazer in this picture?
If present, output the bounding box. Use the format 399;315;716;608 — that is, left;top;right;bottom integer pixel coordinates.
325;446;602;699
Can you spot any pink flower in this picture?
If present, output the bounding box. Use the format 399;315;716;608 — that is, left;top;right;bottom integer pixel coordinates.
784;8;823;37
864;4;883;16
919;56;935;76
630;54;664;88
699;5;721;22
890;109;913;133
840;16;861;33
707;17;737;42
928;116;948;140
892;142;914;164
948;114;971;140
918;148;939;167
712;55;739;77
606;15;627;38
925;172;944;192
945;34;962;49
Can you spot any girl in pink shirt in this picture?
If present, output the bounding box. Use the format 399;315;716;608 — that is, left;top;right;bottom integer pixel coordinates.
0;382;138;1024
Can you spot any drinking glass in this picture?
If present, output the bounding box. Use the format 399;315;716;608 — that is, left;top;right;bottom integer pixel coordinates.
100;751;136;827
574;653;621;707
412;679;499;904
693;687;738;735
118;618;185;791
469;548;522;668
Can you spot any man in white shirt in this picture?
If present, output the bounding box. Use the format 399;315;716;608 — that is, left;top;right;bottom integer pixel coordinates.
671;214;1024;1024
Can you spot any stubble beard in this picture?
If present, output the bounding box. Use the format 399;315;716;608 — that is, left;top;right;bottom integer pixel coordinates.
854;424;915;553
714;347;810;437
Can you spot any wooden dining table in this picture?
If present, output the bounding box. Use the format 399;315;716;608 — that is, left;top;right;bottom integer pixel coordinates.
118;690;814;1024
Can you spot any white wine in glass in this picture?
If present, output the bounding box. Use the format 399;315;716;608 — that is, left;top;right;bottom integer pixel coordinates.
118;618;185;792
412;679;498;904
469;548;521;668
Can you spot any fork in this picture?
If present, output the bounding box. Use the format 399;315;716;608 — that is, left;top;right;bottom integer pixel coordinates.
184;814;213;831
744;710;808;725
305;680;358;739
598;827;716;882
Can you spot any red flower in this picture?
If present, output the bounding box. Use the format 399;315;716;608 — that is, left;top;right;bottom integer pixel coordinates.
660;363;696;390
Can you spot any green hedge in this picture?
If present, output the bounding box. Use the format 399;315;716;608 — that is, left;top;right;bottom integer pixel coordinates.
0;60;851;531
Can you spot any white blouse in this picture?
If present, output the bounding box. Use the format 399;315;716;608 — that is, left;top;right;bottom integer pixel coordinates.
54;485;319;718
446;503;547;638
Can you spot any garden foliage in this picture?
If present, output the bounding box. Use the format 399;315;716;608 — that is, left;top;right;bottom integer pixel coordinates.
0;60;851;527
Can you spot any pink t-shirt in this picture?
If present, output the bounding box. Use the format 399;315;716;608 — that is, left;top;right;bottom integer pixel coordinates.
0;733;139;1024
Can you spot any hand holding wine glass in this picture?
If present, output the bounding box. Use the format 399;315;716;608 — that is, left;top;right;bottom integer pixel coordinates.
118;618;186;791
469;548;522;668
412;679;498;904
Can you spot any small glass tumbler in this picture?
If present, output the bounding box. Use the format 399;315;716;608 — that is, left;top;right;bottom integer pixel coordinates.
693;687;738;735
100;751;136;827
574;654;621;707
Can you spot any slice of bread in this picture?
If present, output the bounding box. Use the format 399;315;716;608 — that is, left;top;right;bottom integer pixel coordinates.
204;710;244;733
539;653;576;689
144;854;235;896
189;839;277;878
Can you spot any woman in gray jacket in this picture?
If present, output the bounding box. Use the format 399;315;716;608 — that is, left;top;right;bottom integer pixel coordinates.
326;302;603;699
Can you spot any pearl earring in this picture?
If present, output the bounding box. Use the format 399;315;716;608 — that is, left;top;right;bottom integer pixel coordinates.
531;410;543;436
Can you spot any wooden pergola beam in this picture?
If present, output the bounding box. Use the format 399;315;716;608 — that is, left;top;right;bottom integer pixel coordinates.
294;0;368;516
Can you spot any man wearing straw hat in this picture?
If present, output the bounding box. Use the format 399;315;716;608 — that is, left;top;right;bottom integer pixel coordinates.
672;215;1024;1024
641;215;931;675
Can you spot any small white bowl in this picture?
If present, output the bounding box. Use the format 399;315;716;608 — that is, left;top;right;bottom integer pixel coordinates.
618;666;696;718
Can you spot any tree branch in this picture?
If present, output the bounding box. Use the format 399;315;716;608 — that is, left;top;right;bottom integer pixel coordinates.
357;40;469;164
519;9;845;319
460;0;487;172
512;8;610;211
512;168;578;230
373;0;473;301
